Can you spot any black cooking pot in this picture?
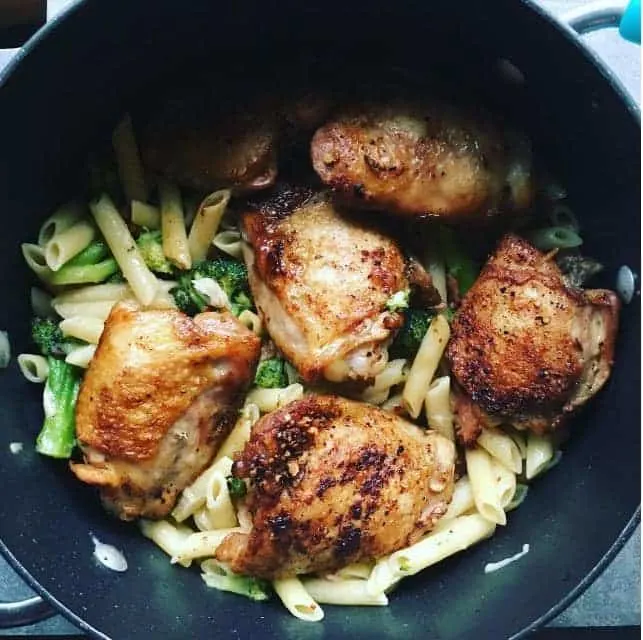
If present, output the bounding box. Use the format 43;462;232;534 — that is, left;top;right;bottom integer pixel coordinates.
0;1;639;639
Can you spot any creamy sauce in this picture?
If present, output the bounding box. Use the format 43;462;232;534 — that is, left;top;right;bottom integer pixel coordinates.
484;544;530;574
91;534;128;572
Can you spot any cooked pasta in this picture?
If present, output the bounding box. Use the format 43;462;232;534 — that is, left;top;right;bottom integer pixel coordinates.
52;283;130;304
443;476;474;520
188;190;231;262
424;376;454;441
245;383;304;413
21;243;53;282
53;300;116;321
17;354;49;383
112;113;148;204
491;458;517;509
64;344;96;369
362;358;407;405
139;519;193;568
402;314;450;418
90;194;158;305
477;427;523;474
131;200;160;229
171;528;241;565
59;317;104;344
273;577;324;622
526;432;555;480
37;201;84;246
212;229;243;259
44;220;96;271
159;180;191;270
302;578;388;606
236;310;262;336
465;447;506;526
214;404;260;463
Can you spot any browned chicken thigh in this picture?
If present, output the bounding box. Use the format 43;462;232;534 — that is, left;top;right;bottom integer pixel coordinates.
71;301;261;520
311;102;533;220
446;234;619;444
241;185;431;384
215;395;455;579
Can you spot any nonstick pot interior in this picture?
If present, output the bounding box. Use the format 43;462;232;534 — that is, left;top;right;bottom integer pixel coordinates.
0;1;639;639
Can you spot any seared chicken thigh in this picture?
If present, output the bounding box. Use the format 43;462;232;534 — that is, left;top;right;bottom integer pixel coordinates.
71;302;261;520
241;185;420;384
311;102;533;220
215;395;455;578
446;234;619;443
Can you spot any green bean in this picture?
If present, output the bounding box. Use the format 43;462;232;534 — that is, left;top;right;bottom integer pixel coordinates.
64;240;110;267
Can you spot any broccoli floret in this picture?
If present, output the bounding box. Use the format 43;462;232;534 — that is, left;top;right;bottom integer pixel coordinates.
389;309;434;360
31;318;78;358
137;230;174;275
170;258;253;317
254;358;288;389
105;271;126;283
226;476;248;498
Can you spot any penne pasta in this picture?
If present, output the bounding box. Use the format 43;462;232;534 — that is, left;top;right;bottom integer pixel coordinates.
424;376;454;441
17;354;49;383
367;514;496;596
53;300;116;321
159;180;191;270
90;194;158;305
381;392;404;414
22;243;53;283
171;528;241;565
246;384;304;413
237;310;262;336
362;359;407;405
402;314;450;419
131;200;160;229
491;458;517;509
273;577;324;622
44;220;95;271
112;113;148;204
302;578;388;607
442;476;475;520
59;316;105;344
52;283;130;304
188;190;231;262
215;404;260;463
139;519;194;568
201;560;270;601
332;562;374;581
465;447;506;526
212;229;243;259
526;432;555;480
477;427;523;474
172;456;234;522
64;343;96;369
203;471;238;529
37;201;84;246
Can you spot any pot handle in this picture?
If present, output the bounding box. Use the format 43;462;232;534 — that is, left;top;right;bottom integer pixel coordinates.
0;596;55;628
562;0;641;43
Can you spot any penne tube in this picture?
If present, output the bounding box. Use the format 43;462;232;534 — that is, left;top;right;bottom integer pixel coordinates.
159;180;191;270
64;343;96;369
505;426;528;459
477;427;523;474
45;220;96;271
367;514;496;595
172;456;234;522
53;300;116;321
215;404;260;463
17;354;49;383
443;476;475;520
171;528;241;565
90;194;158;305
424;376;454;441
302;578;388;607
22;243;53;283
203;471;238;528
273;577;324;622
526;432;555;480
188;190;231;262
59;316;105;344
362;359;408;404
140;519;194;568
236;310;262;336
201;560;270;601
245;384;304;413
402;314;450;419
131;200;160;229
491;458;517;509
112;113;148;204
332;562;374;581
381;393;404;414
465;447;506;526
52;283;130;304
38;201;84;246
213;229;243;259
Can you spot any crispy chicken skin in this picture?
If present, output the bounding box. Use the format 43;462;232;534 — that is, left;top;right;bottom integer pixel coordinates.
446;234;619;443
215;395;455;579
241;185;416;384
311;102;533;220
70;302;261;520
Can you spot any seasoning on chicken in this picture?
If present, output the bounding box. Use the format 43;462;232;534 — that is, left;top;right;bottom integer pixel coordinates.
311;102;533;220
446;234;620;444
241;185;433;384
70;301;261;520
215;395;455;579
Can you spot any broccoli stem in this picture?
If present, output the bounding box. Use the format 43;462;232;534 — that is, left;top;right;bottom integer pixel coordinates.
438;227;478;296
65;240;110;267
36;358;82;458
202;572;270;601
49;258;119;285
